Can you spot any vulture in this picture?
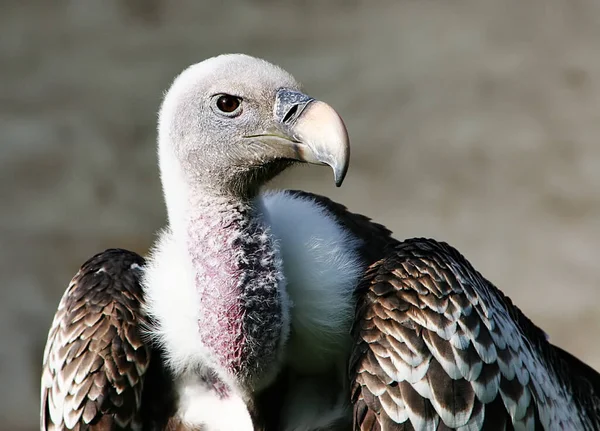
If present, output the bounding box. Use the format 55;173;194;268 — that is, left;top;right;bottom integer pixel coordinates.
41;54;600;431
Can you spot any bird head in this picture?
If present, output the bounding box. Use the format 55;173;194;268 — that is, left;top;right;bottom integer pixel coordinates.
157;54;350;204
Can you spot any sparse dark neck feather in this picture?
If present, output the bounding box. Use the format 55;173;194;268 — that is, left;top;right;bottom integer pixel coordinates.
183;192;284;387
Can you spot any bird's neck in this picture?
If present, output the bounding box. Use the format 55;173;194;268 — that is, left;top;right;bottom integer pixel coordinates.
177;190;287;389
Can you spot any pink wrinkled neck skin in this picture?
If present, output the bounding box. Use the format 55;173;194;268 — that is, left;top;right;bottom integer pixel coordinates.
188;209;245;372
183;193;284;384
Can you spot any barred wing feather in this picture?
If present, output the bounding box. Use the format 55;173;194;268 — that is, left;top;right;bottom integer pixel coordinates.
351;239;600;431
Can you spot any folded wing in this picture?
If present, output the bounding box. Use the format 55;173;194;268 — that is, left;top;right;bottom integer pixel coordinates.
350;239;600;430
41;249;153;430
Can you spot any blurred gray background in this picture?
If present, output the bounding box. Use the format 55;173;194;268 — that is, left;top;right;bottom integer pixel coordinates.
2;0;600;428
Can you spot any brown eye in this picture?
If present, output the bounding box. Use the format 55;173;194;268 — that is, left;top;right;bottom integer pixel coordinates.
216;95;241;114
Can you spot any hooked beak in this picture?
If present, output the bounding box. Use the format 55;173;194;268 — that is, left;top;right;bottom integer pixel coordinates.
245;88;350;187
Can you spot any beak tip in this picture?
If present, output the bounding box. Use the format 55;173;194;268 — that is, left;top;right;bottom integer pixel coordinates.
334;165;348;187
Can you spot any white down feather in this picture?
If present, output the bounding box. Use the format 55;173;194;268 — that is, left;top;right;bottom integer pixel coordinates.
261;190;365;374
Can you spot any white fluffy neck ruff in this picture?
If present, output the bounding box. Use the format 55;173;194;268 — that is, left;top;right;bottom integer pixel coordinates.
260;191;365;374
260;190;364;430
145;146;290;391
144;184;365;429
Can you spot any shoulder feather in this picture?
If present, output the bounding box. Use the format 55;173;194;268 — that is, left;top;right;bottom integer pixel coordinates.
41;249;159;430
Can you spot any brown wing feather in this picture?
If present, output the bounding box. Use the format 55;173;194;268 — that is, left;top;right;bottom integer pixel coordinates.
41;249;155;430
350;238;600;430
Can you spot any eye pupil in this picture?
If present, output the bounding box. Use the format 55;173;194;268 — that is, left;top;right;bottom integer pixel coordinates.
216;95;240;113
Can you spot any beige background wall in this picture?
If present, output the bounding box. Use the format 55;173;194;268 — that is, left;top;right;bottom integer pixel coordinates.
2;0;600;428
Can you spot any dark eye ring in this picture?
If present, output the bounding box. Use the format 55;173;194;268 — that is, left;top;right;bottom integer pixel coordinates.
215;94;241;114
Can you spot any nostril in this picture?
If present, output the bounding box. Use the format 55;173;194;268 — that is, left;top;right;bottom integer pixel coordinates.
282;104;299;124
